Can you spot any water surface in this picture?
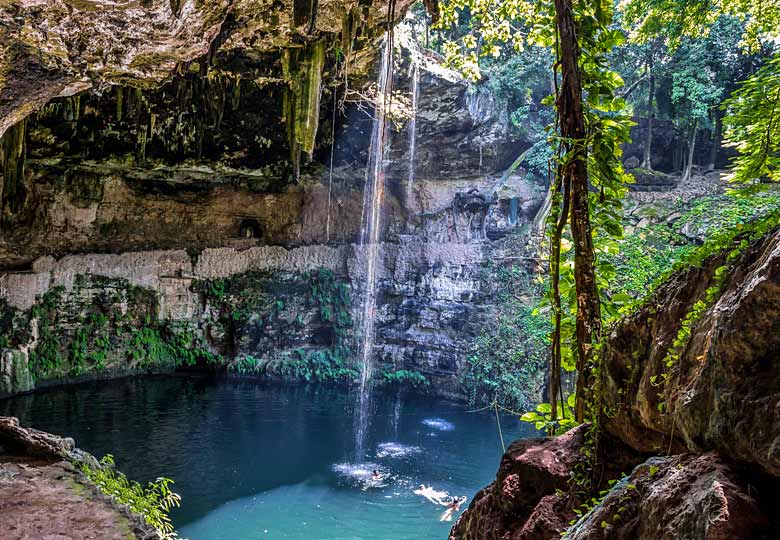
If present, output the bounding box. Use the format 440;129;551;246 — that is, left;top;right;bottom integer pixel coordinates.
0;375;536;540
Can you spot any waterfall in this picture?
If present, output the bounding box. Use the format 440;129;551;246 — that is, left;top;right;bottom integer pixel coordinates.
326;84;338;243
392;389;402;439
406;58;419;202
354;35;392;461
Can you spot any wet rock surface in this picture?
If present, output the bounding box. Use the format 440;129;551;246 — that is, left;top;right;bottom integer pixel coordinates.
449;425;586;540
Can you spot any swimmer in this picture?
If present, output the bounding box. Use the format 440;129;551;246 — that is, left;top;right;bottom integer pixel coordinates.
413;484;449;506
439;496;467;522
361;469;388;490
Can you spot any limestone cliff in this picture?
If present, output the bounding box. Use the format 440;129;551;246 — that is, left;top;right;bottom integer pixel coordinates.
0;5;547;400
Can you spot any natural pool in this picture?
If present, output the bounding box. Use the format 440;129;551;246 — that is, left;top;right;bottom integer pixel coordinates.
0;375;536;540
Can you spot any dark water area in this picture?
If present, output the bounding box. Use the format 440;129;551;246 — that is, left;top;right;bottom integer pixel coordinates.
0;375;537;539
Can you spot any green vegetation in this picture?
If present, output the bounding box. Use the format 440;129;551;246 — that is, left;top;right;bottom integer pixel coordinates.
80;454;181;539
273;348;358;382
22;276;221;382
606;190;780;298
379;369;429;388
206;268;357;384
435;0;778;455
463;260;548;411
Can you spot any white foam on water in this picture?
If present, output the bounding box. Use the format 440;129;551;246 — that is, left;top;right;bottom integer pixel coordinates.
332;462;382;481
422;418;455;431
376;442;422;459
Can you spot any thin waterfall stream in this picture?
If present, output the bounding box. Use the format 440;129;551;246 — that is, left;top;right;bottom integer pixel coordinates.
354;34;393;461
406;57;419;202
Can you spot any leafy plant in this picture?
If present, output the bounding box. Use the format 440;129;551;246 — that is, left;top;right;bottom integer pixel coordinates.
462;259;549;411
379;369;429;387
80;454;181;539
520;394;579;434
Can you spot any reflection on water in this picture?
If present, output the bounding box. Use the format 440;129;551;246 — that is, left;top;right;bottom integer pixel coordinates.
0;375;537;540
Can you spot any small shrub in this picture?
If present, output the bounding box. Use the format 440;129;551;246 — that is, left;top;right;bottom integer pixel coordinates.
80;454;181;539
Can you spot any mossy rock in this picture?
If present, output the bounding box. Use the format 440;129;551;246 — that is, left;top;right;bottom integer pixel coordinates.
627;168;678;191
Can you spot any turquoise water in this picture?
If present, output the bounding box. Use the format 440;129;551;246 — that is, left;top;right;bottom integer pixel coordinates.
0;375;536;539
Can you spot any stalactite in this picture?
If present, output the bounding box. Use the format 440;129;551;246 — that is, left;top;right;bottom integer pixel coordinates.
72;95;81;121
231;79;242;110
116;87;124;122
282;40;326;180
0;119;27;217
340;6;361;83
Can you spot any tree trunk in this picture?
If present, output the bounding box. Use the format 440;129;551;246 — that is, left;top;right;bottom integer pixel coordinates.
682;121;698;182
554;0;601;423
641;50;655;170
706;110;722;171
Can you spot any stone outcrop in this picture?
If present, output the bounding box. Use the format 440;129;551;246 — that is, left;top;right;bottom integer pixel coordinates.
565;453;771;540
601;227;780;476
0;0;415;135
452;225;780;539
450;426;585;540
0;416;156;540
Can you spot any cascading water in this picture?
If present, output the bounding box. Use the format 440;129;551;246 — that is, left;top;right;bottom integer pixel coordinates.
406;58;419;202
354;35;393;460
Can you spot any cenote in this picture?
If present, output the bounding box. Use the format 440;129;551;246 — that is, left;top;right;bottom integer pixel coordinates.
0;375;536;539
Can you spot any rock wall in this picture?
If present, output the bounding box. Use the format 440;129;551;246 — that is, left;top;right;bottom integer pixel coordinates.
0;31;549;399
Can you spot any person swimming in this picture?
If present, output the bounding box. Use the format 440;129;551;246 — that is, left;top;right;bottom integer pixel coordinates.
413;484;449;506
372;470;381;480
439;496;467;522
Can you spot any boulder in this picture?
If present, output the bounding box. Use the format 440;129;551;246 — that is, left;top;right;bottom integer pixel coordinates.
453;226;780;540
0;415;76;461
601;227;780;476
565;453;771;540
449;425;586;540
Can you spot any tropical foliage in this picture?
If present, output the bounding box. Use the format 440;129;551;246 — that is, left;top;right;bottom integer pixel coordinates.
436;0;779;470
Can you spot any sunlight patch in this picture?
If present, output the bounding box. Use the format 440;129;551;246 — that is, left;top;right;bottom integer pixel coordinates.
376;442;422;458
422;418;454;431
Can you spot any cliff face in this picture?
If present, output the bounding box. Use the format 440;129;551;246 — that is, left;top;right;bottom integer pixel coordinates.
450;225;780;539
0;4;546;400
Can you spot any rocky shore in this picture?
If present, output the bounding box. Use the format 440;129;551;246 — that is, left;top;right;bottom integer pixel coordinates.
0;416;157;540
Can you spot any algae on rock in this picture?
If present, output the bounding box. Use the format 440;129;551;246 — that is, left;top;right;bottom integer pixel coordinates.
282;40;326;178
0;119;27;218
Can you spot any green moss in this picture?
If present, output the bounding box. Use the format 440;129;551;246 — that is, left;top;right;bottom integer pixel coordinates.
1;119;27;214
65;172;104;206
282;41;326;175
23;276;220;383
